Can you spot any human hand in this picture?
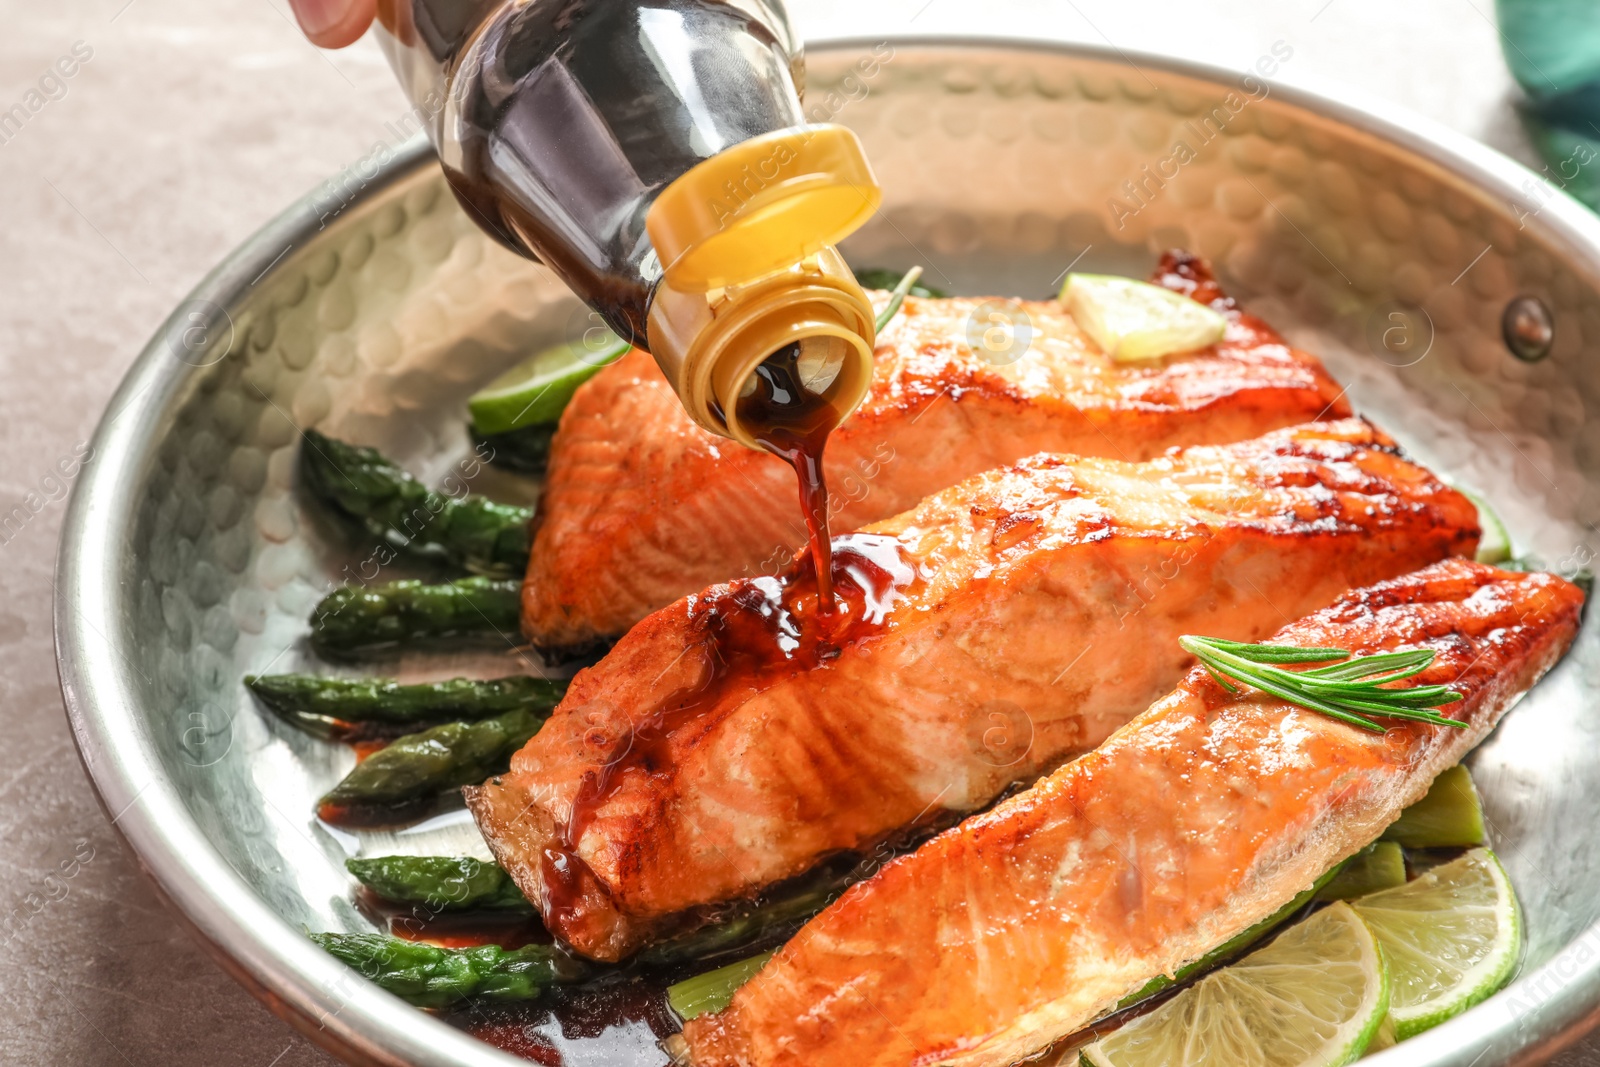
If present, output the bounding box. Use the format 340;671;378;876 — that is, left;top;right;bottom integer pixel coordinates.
288;0;376;48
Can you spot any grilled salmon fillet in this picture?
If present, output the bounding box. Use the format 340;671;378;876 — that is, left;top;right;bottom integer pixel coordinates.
683;560;1583;1067
522;252;1350;653
467;419;1477;961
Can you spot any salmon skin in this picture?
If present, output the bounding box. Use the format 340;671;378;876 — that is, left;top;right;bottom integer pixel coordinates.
521;251;1350;655
682;559;1584;1067
467;419;1478;961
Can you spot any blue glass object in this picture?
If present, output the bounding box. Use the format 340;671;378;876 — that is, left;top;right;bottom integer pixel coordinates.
1495;0;1600;211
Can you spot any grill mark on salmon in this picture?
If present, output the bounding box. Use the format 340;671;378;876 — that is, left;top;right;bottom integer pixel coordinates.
521;251;1350;655
682;559;1583;1067
467;419;1478;961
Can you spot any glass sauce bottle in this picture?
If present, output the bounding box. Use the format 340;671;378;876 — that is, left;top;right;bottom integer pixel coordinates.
375;0;881;598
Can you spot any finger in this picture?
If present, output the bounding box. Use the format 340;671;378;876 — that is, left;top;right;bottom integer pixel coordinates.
289;0;377;49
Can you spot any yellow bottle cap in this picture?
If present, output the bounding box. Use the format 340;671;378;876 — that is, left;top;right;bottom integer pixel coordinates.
646;124;882;293
646;247;876;451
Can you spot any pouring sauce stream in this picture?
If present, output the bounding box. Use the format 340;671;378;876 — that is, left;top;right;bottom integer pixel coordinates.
736;337;853;607
539;336;879;932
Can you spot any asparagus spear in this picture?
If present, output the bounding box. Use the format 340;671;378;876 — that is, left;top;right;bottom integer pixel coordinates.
245;674;564;739
668;952;774;1020
300;429;532;576
319;707;546;814
636;882;835;968
346;856;533;913
310;577;522;658
1316;842;1407;901
319;869;832;1007
310;932;591;1008
347;853;836;964
663;859;918;1020
471;424;556;475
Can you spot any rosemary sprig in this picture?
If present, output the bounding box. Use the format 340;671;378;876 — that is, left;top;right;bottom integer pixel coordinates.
1179;636;1466;734
874;266;924;333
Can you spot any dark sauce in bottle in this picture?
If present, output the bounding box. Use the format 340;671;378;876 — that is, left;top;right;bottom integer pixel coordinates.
420;0;804;345
382;2;867;609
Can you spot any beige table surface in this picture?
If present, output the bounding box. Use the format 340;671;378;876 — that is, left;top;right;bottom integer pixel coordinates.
1;0;1592;1063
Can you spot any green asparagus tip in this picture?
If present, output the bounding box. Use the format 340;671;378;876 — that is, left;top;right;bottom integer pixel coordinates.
309;577;523;658
346;855;532;913
318;706;548;819
246;672;565;733
310;931;585;1008
300;429;533;577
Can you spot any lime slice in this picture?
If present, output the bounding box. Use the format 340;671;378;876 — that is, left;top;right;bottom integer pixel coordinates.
1381;764;1485;850
1366;1015;1399;1053
1457;489;1512;564
1118;863;1348;1010
468;332;631;435
1352;848;1521;1040
1083;902;1389;1067
1060;273;1227;362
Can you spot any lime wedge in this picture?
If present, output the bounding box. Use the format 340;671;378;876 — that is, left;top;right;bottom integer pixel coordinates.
1083;902;1389;1067
468;333;631;435
1060;273;1227;362
1352;848;1521;1040
1381;764;1485;850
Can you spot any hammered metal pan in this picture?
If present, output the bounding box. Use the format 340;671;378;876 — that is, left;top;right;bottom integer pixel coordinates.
56;36;1600;1067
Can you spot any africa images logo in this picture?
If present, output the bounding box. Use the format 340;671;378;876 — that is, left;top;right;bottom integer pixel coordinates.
0;41;94;147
